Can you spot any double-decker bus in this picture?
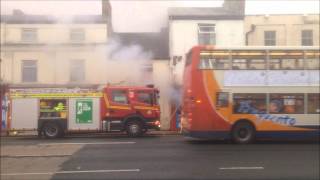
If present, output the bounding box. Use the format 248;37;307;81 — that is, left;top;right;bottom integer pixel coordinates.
181;46;320;144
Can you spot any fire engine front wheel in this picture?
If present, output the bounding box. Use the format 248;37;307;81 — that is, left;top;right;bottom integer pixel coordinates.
43;122;63;139
126;120;143;137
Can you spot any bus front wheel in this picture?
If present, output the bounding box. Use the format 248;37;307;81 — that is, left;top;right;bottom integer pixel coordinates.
231;121;256;144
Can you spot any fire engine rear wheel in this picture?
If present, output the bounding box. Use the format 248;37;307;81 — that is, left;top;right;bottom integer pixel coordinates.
231;121;256;144
126;120;143;137
43;122;62;139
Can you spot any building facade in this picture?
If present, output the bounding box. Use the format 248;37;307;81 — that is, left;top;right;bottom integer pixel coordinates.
0;11;109;86
169;0;245;87
245;14;320;46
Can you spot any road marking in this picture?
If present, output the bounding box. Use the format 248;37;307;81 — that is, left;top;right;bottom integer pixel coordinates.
219;167;264;170
1;169;141;176
1;154;71;158
39;142;136;146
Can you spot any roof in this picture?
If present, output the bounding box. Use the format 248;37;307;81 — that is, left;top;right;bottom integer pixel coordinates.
168;7;244;20
113;30;169;60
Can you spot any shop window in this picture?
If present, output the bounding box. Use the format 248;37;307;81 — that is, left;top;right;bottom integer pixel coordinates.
281;59;304;70
216;92;229;107
248;59;266;70
269;94;304;114
232;59;248;70
111;90;128;104
305;59;319;70
22;60;37;82
233;93;267;114
198;24;216;45
308;94;320;114
269;59;304;70
137;91;153;105
40;99;67;118
199;57;230;70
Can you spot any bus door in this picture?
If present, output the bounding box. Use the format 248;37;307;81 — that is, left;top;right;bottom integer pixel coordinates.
215;91;231;122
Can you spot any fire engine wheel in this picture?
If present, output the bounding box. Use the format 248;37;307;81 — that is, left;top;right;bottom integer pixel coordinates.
231;121;256;144
126;120;143;137
43;122;62;139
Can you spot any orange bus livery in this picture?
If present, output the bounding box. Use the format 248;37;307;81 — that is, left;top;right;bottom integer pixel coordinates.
181;46;320;144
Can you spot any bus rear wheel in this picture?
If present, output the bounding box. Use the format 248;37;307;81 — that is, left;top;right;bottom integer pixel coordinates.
231;121;255;144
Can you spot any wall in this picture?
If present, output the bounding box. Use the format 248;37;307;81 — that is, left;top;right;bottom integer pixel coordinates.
169;20;244;57
245;14;320;46
2;24;107;44
152;60;172;130
0;23;108;85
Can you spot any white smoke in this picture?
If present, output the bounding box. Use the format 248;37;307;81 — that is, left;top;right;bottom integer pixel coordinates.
94;37;154;86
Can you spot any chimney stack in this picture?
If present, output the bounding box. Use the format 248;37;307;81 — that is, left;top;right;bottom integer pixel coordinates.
101;0;113;37
102;0;111;19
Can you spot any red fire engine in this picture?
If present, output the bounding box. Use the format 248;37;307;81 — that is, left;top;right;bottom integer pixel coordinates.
4;85;161;138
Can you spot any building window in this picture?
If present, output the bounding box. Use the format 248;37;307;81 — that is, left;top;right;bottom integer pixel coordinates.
21;60;37;82
70;60;85;82
21;28;37;42
70;29;85;42
198;24;216;45
233;93;267;114
308;94;320;114
269;94;304;114
264;31;276;46
301;30;313;46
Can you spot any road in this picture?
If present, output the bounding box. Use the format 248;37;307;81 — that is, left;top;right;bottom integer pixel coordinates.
1;134;319;180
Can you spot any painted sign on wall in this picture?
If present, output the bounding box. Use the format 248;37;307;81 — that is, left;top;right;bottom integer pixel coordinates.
76;99;93;124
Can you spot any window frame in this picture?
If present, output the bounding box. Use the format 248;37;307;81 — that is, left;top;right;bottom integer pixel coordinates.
301;30;313;46
136;91;154;106
70;28;85;42
198;24;216;45
69;59;85;82
307;93;320;114
264;31;276;46
216;92;229;107
233;93;267;114
21;60;37;82
110;90;129;105
21;28;38;42
269;93;305;114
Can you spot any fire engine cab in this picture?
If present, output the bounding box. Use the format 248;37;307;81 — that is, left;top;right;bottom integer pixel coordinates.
4;85;160;138
101;85;161;137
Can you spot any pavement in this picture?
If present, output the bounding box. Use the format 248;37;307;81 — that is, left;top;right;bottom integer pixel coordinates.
1;135;319;180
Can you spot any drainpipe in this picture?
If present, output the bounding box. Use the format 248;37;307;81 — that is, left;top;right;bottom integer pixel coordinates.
245;24;256;46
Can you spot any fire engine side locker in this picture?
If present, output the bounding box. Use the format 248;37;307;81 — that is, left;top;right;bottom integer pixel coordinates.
11;98;38;130
68;98;101;131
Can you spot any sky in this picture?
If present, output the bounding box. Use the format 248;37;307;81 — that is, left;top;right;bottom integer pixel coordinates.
1;0;319;32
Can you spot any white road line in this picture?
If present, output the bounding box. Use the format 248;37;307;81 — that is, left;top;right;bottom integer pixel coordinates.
1;169;141;176
219;167;264;170
1;154;72;158
39;142;136;146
